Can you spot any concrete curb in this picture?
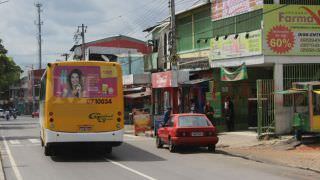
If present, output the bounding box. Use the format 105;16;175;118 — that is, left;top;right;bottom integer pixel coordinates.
219;149;320;174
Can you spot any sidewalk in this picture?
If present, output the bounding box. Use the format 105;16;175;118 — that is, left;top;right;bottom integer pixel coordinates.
215;132;320;173
125;126;320;173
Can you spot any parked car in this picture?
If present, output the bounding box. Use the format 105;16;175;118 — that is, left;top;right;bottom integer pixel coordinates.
32;111;39;118
0;108;4;118
156;113;219;152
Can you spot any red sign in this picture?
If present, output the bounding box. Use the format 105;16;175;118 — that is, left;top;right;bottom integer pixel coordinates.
267;25;295;54
152;71;173;88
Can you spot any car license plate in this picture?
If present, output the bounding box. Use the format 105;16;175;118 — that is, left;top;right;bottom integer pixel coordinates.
191;132;203;137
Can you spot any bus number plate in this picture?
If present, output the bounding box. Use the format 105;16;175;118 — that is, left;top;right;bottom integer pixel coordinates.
87;99;112;104
79;126;92;132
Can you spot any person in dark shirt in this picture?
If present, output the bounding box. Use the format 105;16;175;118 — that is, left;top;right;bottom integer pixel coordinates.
204;102;215;125
163;107;172;126
224;96;234;131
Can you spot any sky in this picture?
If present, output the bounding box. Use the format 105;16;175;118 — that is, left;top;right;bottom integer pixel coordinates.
0;0;202;72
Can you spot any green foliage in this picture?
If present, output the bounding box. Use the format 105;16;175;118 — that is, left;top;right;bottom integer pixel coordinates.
0;39;22;93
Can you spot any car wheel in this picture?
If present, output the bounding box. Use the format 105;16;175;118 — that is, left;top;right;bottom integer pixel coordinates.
156;136;163;148
208;145;216;152
168;138;176;153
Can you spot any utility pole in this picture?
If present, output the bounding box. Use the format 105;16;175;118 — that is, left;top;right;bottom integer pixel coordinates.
128;51;132;74
35;2;43;69
77;24;87;60
169;0;178;70
31;65;35;114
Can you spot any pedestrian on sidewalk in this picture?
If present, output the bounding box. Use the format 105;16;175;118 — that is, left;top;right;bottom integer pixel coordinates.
163;107;172;126
224;96;234;131
204;102;215;125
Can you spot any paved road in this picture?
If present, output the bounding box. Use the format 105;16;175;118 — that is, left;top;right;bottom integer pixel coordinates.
0;116;319;180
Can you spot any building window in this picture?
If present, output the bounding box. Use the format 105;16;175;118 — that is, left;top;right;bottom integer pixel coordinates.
264;0;274;4
280;0;320;5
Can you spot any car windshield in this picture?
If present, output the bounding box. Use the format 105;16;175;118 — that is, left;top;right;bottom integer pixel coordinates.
178;115;210;127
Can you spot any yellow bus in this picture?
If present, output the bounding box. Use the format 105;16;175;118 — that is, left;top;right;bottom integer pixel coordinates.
39;61;124;156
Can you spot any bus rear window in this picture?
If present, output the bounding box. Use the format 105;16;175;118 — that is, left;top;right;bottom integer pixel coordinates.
53;66;118;98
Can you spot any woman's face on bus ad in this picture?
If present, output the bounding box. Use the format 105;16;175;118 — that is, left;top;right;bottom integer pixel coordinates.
71;73;80;87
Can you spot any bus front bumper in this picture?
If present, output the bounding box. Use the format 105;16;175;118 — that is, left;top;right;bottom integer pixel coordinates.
44;129;124;145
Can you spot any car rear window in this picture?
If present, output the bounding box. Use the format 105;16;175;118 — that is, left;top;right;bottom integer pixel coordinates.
178;115;210;127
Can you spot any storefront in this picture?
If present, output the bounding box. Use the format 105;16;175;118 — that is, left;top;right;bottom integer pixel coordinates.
151;70;189;115
123;73;151;124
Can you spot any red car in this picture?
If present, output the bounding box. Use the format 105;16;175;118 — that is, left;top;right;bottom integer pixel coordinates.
32;111;39;118
156;113;219;152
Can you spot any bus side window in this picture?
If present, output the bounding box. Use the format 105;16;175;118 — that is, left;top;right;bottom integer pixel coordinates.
40;75;46;101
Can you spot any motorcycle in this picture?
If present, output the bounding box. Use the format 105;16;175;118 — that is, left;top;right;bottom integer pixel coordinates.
11;109;17;119
5;110;10;121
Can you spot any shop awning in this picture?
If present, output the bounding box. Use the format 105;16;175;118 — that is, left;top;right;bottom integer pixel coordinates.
124;91;151;99
180;78;212;85
275;89;306;94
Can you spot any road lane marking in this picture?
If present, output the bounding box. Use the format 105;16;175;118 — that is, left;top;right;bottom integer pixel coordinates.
2;136;23;180
9;140;21;145
28;139;40;144
104;158;157;180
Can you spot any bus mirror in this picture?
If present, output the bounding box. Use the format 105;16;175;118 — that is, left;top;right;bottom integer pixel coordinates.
47;63;51;68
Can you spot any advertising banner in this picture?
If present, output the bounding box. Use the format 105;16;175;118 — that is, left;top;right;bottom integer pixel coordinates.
209;30;262;60
220;63;248;81
211;0;263;21
133;113;151;135
54;66;118;98
264;5;320;55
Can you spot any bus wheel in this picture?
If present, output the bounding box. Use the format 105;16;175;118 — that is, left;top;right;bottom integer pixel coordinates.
106;146;112;154
40;138;44;147
44;146;52;156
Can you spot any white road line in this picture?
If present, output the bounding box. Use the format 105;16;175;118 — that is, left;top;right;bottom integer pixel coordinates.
2;136;23;180
28;139;40;144
9;140;20;145
105;158;157;180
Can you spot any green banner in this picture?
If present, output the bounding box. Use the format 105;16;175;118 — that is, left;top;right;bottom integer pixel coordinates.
220;63;248;81
264;5;320;55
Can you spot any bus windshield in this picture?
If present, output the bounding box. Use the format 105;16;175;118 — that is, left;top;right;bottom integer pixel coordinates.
53;65;118;98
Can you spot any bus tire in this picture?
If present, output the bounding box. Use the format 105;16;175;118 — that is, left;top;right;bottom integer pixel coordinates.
44;146;51;156
106;146;112;154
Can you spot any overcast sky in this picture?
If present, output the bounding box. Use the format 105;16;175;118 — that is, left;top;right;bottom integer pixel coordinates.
0;0;201;71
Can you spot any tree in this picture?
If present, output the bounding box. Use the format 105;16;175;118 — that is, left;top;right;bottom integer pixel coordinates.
0;39;8;54
0;39;22;99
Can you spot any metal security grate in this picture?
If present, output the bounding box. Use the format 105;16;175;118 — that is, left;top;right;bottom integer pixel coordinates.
283;64;320;106
257;79;275;136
